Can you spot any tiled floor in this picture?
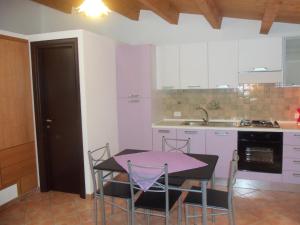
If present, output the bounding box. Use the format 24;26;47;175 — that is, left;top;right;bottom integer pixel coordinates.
0;186;300;225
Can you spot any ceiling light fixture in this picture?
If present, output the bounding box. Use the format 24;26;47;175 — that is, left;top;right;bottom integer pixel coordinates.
78;0;111;17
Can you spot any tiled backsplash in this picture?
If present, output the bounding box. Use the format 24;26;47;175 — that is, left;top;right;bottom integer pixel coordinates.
152;84;300;121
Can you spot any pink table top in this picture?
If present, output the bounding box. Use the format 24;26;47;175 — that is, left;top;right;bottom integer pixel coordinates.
113;151;207;190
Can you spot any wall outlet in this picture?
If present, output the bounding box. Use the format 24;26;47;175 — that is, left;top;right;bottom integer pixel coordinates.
174;112;182;117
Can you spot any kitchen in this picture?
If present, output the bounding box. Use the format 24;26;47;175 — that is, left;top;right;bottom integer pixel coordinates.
1;0;300;225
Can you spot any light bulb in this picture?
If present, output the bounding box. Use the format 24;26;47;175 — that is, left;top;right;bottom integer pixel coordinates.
78;0;111;17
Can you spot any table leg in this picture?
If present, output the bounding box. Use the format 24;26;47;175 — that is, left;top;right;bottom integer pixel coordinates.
98;170;106;225
201;181;208;225
211;172;216;223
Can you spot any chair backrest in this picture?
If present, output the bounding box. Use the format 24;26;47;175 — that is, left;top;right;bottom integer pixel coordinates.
162;136;191;153
227;150;239;199
88;143;111;195
127;161;170;213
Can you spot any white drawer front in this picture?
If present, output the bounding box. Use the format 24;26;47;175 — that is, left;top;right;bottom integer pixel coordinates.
283;171;300;184
283;145;300;158
283;158;300;171
283;132;300;145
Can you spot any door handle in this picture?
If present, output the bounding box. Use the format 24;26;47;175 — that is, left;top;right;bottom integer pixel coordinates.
45;119;52;123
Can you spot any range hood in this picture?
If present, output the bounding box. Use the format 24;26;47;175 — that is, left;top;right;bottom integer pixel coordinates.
238;68;283;84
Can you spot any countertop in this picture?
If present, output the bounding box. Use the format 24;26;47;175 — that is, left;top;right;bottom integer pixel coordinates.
152;119;300;132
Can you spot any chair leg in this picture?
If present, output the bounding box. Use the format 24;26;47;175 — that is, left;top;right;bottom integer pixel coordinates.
147;210;151;225
111;197;115;215
94;196;98;225
185;205;189;225
228;200;235;225
193;206;198;225
126;199;131;225
178;196;182;225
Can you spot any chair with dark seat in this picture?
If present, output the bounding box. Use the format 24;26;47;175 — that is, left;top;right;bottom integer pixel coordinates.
88;143;137;225
183;150;239;225
127;161;182;225
161;137;191;187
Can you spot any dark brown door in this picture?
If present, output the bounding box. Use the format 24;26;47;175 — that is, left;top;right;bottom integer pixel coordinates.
31;39;85;198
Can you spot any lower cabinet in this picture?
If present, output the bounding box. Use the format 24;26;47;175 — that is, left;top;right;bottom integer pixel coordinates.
152;128;176;151
0;142;37;195
176;129;205;154
118;98;152;151
206;130;237;178
283;132;300;184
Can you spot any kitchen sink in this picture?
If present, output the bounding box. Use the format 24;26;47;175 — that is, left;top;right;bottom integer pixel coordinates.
181;121;238;127
181;121;208;126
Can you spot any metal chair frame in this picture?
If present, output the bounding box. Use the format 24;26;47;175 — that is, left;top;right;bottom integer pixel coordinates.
184;150;239;225
162;136;191;153
127;161;182;225
88;143;132;225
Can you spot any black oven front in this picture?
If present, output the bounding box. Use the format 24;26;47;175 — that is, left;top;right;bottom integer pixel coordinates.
238;131;283;174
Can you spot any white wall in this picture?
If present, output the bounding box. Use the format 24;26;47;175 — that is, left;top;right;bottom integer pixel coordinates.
2;0;300;45
29;30;119;194
0;0;42;34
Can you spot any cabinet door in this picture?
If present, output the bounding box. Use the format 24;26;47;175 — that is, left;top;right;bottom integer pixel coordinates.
239;37;282;72
285;37;300;86
116;45;152;98
208;41;238;88
180;43;208;89
206;130;237;178
156;46;180;90
118;98;152;151
152;128;176;151
177;129;205;154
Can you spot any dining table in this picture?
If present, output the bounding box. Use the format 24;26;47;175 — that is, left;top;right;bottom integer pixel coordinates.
94;149;219;225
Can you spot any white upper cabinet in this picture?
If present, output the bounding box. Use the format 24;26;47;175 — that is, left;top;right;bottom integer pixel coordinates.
156;46;180;90
239;37;283;72
180;43;208;89
284;37;300;86
208;41;238;89
238;37;283;83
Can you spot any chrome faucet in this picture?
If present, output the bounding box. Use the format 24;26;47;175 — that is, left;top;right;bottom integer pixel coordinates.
196;106;209;124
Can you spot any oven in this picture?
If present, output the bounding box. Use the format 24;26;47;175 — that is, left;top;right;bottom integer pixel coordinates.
238;131;283;174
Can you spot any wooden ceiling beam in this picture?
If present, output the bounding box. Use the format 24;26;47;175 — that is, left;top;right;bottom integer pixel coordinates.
103;0;141;20
137;0;179;24
194;0;222;29
31;0;72;13
260;0;282;34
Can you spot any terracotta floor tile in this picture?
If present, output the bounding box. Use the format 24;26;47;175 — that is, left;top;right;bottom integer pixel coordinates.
1;188;300;225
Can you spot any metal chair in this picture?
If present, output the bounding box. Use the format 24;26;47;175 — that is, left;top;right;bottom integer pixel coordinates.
88;143;136;225
161;137;191;187
127;161;182;225
162;136;191;153
183;150;239;225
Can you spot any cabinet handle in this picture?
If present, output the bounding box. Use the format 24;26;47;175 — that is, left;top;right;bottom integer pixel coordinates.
162;86;174;89
128;99;140;103
187;85;201;88
293;134;300;137
293;160;300;164
158;130;170;134
214;131;230;136
216;84;230;88
128;94;140;98
184;130;198;134
293;173;300;177
293;147;300;151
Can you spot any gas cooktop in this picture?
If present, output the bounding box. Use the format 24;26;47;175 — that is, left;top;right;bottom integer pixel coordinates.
239;120;280;128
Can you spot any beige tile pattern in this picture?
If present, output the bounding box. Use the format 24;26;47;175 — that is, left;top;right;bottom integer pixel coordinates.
153;85;300;121
0;187;300;225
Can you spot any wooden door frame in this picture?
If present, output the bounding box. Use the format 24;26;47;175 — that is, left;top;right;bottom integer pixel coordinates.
30;38;86;198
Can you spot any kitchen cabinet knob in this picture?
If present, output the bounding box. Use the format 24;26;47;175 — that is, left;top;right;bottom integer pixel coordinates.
45;119;52;123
